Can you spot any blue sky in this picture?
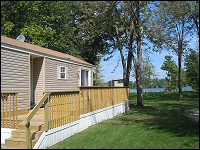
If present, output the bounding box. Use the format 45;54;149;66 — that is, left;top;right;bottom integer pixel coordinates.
101;50;177;82
100;35;198;83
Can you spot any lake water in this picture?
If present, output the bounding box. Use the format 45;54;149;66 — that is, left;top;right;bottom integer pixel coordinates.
130;86;193;93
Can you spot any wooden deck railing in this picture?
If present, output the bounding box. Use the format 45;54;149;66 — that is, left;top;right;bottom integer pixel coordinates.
1;92;18;128
47;91;80;130
79;87;130;114
25;92;51;149
25;86;130;149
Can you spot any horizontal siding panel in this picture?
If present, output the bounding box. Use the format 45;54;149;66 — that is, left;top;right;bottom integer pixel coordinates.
1;66;29;72
1;55;28;61
1;64;27;69
33;57;44;103
2;57;27;62
1;86;29;90
1;48;30;110
1;75;28;80
45;58;80;92
1;79;29;83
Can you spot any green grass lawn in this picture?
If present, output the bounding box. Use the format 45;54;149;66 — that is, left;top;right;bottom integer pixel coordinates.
47;91;199;149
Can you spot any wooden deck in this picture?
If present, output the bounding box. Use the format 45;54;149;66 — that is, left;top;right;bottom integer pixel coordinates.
1;108;45;149
17;108;44;128
2;87;130;149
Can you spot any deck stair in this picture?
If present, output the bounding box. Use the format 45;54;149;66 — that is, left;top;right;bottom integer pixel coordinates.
1;108;44;149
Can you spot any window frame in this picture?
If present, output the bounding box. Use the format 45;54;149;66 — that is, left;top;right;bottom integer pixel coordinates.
58;66;68;80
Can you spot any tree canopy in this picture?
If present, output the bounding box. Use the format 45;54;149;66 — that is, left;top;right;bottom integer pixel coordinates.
1;1;107;65
148;1;198;100
161;55;178;92
184;50;199;91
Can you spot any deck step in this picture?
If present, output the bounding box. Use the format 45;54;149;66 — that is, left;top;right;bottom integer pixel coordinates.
12;129;43;140
3;127;44;149
1;144;27;149
5;137;37;148
16;123;44;131
2;108;45;149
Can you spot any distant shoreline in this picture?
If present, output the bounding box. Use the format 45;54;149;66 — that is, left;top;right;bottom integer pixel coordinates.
130;86;193;93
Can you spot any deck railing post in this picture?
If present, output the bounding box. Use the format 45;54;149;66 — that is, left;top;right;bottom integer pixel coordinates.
44;95;49;131
25;92;51;149
9;94;11;128
26;122;32;149
12;94;15;128
16;93;18;128
2;98;4;128
1;92;18;128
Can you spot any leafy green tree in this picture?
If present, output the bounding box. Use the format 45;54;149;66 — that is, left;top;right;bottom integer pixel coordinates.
1;1;79;55
153;78;167;88
68;1;111;65
93;56;105;86
161;56;178;92
184;50;199;91
149;1;197;100
1;1;103;65
141;53;157;88
75;1;154;106
181;68;188;87
132;53;157;88
1;1;33;38
188;1;199;37
129;81;136;89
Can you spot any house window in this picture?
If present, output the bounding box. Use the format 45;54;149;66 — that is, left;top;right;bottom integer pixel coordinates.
58;66;68;79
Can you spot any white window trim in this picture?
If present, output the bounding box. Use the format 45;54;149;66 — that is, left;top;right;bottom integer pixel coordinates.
88;69;91;86
79;68;91;86
58;66;68;80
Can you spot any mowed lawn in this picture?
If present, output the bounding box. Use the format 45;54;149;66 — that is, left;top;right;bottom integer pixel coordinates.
47;91;199;149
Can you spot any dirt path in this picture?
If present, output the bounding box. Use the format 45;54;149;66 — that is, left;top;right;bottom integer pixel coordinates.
185;109;199;122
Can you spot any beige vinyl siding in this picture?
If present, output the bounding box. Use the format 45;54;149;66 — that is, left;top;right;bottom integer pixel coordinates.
1;48;30;110
45;58;79;91
33;57;44;104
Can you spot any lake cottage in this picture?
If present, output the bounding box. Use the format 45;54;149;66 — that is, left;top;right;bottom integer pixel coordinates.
1;35;129;149
1;35;94;111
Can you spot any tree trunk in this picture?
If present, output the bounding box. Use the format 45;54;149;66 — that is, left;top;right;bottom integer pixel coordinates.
124;50;133;86
136;70;144;106
123;53;133;87
136;40;144;106
124;20;135;87
178;42;183;100
136;1;144;106
177;21;184;100
115;26;128;87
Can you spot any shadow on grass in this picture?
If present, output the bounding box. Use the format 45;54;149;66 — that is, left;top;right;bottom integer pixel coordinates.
122;91;199;137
